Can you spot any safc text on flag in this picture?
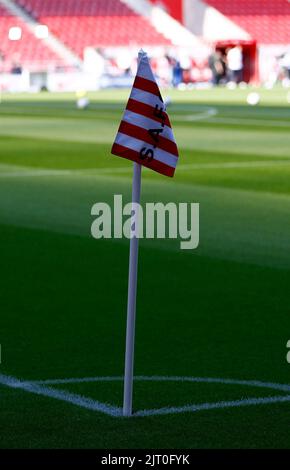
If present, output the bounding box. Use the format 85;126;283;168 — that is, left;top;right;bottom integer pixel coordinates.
111;50;179;177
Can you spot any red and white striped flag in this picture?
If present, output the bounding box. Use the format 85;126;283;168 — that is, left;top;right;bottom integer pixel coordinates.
111;50;179;177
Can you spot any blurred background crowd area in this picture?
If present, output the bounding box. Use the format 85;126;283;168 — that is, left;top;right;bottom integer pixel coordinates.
0;0;289;92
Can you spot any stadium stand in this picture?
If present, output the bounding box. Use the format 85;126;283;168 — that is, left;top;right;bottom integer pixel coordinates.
0;4;64;71
149;0;183;23
205;0;290;44
15;0;171;58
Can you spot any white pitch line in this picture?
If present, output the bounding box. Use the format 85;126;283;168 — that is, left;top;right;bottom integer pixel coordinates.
174;107;217;121
1;159;290;179
177;160;290;171
135;394;290;417
171;109;290;127
205;117;290;128
1;373;290;418
0;374;122;417
32;375;290;393
32;375;125;385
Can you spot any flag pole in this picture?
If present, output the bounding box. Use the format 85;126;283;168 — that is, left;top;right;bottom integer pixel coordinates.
123;161;142;416
111;48;178;415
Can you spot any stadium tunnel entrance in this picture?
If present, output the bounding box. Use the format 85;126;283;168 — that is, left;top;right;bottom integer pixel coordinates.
215;40;258;84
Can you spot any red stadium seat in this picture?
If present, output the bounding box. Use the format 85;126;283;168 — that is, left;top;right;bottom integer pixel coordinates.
0;5;65;71
205;0;290;43
14;0;171;58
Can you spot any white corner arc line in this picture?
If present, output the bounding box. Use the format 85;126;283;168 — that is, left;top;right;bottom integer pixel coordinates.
32;375;290;393
176;160;290;171
1;159;290;180
203;117;290;127
173;107;218;121
1;374;290;418
0;374;122;417
135;394;290;417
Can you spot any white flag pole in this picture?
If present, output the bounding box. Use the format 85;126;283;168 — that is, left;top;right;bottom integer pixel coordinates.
123;161;142;416
123;49;145;417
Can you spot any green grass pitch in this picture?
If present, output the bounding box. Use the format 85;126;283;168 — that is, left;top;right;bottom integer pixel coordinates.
0;87;290;448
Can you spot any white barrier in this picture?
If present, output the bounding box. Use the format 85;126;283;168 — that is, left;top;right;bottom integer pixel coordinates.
0;71;30;92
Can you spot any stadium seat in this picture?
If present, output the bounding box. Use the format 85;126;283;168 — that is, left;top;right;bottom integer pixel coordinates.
15;0;171;59
0;4;65;71
205;0;290;43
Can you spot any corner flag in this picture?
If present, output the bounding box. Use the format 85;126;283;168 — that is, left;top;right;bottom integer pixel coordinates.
111;50;179;177
111;50;179;417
